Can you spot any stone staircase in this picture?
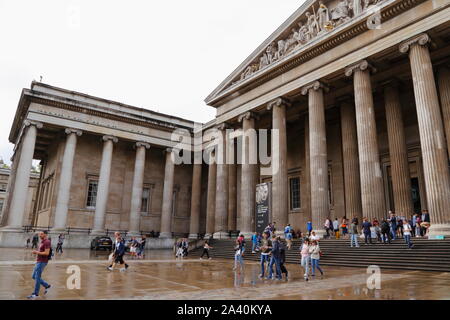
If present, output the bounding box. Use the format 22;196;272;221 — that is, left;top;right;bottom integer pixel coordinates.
190;238;450;272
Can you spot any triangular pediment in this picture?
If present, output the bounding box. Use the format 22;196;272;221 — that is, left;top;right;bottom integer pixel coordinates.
205;0;387;106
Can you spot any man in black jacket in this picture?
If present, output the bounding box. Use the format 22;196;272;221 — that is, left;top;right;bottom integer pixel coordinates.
381;219;391;244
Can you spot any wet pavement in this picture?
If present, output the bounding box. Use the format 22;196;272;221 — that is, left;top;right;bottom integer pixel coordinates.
0;248;449;300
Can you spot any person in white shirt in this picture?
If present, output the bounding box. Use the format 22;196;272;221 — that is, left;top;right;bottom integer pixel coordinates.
310;231;320;241
308;240;324;277
300;239;311;281
403;220;414;249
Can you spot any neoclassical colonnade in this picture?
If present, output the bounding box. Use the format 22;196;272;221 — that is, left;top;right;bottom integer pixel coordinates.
2;123;184;238
202;33;450;239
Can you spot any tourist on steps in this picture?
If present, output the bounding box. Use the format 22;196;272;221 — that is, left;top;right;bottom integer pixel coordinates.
403;219;414;249
381;219;391;244
309;240;324;277
267;235;282;280
259;232;272;278
350;219;360;248
362;217;373;245
333;218;339;239
307;221;313;236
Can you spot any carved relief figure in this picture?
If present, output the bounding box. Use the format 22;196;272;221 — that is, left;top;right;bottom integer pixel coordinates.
296;22;309;44
317;1;331;33
259;53;269;70
306;12;319;39
331;0;352;26
266;42;278;64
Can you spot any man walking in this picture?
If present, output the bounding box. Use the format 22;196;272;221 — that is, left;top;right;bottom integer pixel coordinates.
27;231;52;299
108;232;129;270
56;233;64;254
108;235;127;272
267;236;282;280
31;233;39;249
381;219;391;244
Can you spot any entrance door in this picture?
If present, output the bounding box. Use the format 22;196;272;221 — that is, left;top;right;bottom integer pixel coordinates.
411;177;421;213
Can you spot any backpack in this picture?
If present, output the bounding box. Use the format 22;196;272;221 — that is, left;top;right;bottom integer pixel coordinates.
47;247;53;261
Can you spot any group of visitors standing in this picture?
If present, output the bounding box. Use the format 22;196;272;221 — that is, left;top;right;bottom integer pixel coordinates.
175;238;189;258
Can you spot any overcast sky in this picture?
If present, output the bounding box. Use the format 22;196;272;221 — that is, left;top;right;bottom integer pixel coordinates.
0;0;304;165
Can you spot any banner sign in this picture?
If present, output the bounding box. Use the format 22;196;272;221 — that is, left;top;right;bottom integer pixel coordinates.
255;182;272;234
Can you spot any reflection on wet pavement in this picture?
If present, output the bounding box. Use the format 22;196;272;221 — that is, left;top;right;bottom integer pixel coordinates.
0;248;449;300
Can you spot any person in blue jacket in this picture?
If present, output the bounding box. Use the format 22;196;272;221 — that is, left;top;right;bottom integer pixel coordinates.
108;236;127;272
307;221;313;236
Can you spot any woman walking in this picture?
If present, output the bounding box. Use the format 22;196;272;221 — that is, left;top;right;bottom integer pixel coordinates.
309;240;324;277
300;238;311;281
200;240;213;260
233;235;245;271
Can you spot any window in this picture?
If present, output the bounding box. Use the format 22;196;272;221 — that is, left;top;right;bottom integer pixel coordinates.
86;180;98;208
0;183;6;192
289;177;301;210
141;187;150;213
0;199;4;212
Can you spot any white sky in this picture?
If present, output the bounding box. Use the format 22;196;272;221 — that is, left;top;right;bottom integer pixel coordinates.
0;0;304;165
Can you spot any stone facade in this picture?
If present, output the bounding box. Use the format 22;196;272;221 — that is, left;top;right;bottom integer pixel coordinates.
1;0;450;247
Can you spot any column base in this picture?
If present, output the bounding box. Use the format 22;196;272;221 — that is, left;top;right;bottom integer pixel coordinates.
428;224;450;239
204;233;213;239
90;229;107;236
188;233;199;240
0;229;32;247
50;227;67;234
213;231;230;240
127;231;142;237
158;232;173;239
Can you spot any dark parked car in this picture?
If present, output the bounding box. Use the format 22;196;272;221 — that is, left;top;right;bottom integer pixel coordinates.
90;236;113;251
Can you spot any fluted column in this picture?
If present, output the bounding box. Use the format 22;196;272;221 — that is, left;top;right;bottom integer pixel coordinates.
304;116;311;221
302;82;329;237
383;82;414;216
238;112;258;238
214;124;229;239
267;98;289;237
53;128;82;231
345;60;385;220
205;150;216;238
340;100;363;221
92;135;118;234
2;120;42;230
400;34;450;236
128;142;150;236
188;162;202;239
159;148;176;238
227;136;237;231
437;66;450;159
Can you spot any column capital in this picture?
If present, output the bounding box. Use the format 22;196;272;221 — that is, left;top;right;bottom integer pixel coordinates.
267;97;291;111
102;135;118;143
135;141;151;149
65;128;83;136
215;122;231;131
300;81;329;96
163;147;174;154
238;111;258;123
345;60;376;77
24;120;43;129
399;33;430;54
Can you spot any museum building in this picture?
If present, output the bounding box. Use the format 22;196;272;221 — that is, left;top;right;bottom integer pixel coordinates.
1;0;449;247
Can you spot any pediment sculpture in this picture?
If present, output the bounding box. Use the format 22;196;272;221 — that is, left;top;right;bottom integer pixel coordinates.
236;0;386;84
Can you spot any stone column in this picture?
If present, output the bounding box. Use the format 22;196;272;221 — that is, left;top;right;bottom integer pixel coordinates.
52;129;82;231
383;82;414;216
302;82;329;237
188;163;202;239
159;149;176;238
267;98;289;237
2;120;42;230
304;116;311;222
205;151;216;238
238;112;258;238
345;60;385;220
227;136;237;231
340;100;363;222
214;124;229;239
400;34;450;236
437;66;450;159
128;142;150;236
92;135;118;234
